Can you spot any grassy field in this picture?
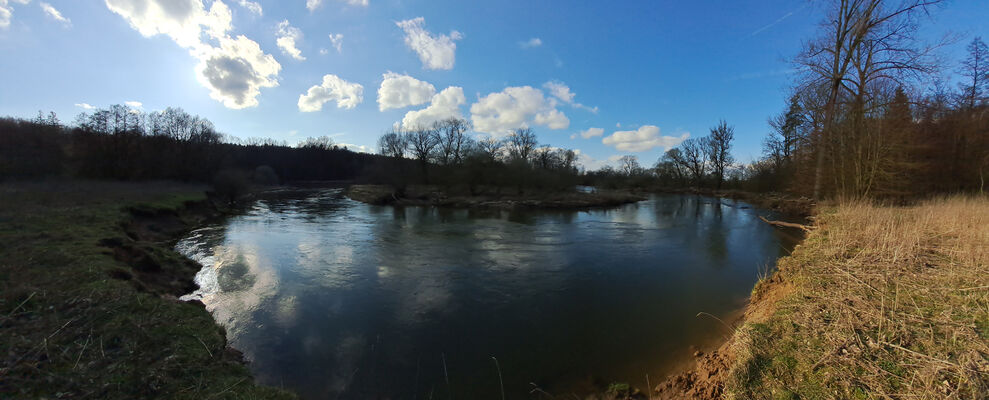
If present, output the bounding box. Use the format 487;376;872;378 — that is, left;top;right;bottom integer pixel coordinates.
0;181;293;399
725;196;989;399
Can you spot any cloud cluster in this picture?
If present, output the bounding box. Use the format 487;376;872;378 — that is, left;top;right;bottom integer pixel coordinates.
543;81;597;113
106;0;281;109
328;33;343;53
601;125;688;152
40;2;70;27
377;72;435;111
396;17;462;70
298;74;363;112
276;19;305;61
470;85;570;136
236;0;261;15
401;87;466;129
0;0;29;29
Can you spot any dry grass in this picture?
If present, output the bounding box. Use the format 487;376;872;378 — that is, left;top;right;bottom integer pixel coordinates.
726;196;989;399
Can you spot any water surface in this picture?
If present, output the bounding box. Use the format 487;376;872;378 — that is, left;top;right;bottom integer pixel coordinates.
177;189;796;399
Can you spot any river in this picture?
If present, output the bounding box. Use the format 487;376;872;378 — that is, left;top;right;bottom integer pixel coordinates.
177;188;797;399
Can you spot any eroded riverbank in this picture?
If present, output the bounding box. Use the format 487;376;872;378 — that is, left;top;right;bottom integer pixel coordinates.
0;181;293;399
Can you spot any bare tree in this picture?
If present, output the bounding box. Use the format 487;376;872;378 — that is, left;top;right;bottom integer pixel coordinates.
435;118;472;165
706;120;735;190
404;126;440;179
959;37;988;109
680;137;708;186
506;127;537;163
378;130;407;158
796;0;942;199
618;155;641;176
475;137;504;162
298;136;335;150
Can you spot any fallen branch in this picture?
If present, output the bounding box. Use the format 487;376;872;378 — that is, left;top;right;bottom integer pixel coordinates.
759;216;813;232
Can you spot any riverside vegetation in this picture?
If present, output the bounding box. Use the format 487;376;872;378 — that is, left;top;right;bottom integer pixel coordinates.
0;181;294;399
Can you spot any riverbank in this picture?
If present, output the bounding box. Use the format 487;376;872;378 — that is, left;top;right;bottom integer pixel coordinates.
347;184;645;209
644;187;816;217
0;181;293;399
652;196;989;399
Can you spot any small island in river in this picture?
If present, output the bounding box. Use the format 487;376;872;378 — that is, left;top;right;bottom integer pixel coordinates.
346;184;646;209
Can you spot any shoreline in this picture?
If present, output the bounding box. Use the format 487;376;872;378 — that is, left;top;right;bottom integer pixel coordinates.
0;181;293;399
347;184;647;210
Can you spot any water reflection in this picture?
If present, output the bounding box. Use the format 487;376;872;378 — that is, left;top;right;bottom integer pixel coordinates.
177;189;796;399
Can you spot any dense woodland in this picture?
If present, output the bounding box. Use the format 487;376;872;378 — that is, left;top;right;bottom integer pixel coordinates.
0;105;383;186
1;2;986;201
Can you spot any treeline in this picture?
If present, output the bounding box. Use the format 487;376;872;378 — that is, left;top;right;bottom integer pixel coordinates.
601;2;987;200
740;2;988;199
366;118;580;193
0;105;383;184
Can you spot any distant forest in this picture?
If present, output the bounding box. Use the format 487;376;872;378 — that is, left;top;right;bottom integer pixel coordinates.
1;36;986;200
0;105;383;185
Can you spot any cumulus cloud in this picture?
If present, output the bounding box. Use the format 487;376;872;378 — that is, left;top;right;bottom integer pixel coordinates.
0;0;30;29
75;103;95;110
328;33;343;53
574;127;604;139
470;86;569;136
377;72;436;111
276;19;305;61
236;0;261;15
124;100;143;108
197;35;281;108
298;74;363;112
401;86;465;129
106;0;281;109
543;81;597;113
519;37;541;48
602;125;689;152
40;2;70;26
396;17;462;70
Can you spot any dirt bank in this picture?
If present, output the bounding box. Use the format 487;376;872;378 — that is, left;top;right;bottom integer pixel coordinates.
347;184;646;209
0;181;293;399
652;196;989;399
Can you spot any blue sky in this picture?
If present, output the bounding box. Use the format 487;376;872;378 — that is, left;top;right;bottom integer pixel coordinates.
1;1;986;169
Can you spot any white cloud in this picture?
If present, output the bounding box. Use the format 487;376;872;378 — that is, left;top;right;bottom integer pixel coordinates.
75;103;95;110
40;2;70;26
377;72;436;111
106;0;281;109
543;81;597;113
396;17;462;70
0;0;30;29
276;20;305;61
401;86;465;129
519;37;541;48
196;35;281;109
469;86;569;136
298;74;363;112
576;127;604;139
328;33;343;53
307;0;366;12
318;48;328;55
573;149;616;171
236;0;261;15
125;100;143;108
602;125;689;152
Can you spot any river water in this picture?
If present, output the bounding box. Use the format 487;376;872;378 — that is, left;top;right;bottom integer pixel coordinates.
177;188;797;399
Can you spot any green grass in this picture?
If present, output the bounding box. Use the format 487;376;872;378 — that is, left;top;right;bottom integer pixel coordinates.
0;181;293;399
